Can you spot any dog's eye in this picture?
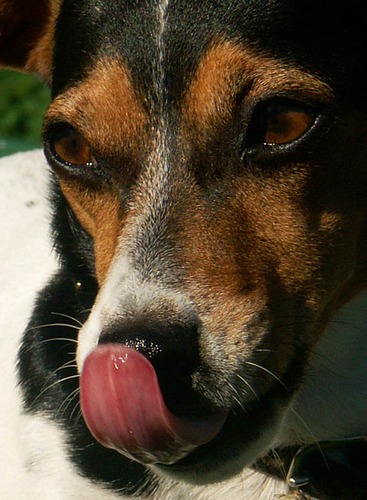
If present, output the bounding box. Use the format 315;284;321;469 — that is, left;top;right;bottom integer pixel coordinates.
248;99;316;147
51;130;96;167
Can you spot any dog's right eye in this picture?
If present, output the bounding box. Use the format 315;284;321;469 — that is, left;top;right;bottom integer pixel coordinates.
49;129;97;168
246;98;317;149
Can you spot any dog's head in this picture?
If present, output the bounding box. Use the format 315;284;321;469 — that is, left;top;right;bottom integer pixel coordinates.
1;0;367;485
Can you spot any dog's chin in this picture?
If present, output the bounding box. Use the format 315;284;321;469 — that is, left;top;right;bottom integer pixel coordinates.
154;395;283;485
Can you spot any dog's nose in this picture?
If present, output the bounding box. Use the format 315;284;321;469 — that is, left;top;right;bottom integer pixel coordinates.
100;320;199;374
98;320;206;417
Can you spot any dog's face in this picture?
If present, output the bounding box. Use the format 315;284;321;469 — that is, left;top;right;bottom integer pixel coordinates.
2;0;367;485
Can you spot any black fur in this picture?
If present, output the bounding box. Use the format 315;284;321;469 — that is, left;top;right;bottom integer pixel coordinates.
52;1;366;106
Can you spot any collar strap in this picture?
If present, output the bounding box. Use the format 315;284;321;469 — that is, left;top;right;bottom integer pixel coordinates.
254;436;367;499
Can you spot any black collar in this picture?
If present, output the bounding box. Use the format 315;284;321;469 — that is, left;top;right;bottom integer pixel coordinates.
254;437;367;499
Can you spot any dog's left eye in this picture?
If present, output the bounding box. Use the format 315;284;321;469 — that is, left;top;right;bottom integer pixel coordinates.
51;129;96;168
247;99;316;147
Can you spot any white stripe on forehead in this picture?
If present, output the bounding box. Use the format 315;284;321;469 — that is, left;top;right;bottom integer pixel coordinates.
158;0;170;33
144;0;171;250
157;0;170;59
156;0;170;115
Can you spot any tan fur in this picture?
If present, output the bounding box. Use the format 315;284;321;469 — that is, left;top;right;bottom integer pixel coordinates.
58;178;122;283
45;58;148;158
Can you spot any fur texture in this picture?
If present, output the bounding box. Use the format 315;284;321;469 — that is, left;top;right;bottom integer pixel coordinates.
1;1;367;498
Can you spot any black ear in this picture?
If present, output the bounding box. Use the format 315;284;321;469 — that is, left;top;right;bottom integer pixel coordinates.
0;0;60;82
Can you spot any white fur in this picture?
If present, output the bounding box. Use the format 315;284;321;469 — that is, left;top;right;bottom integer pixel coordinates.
1;150;366;499
0;151;117;499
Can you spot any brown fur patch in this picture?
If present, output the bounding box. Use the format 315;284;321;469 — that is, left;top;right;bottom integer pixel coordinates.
183;40;333;143
172;181;301;381
45;58;148;158
58;178;122;283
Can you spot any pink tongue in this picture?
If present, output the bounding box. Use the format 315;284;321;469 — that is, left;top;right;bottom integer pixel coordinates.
80;344;226;465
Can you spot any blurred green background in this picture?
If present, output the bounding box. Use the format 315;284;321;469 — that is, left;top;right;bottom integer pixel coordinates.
0;70;50;157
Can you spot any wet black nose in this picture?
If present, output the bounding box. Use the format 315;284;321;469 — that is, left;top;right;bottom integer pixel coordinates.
99;320;200;374
98;319;209;417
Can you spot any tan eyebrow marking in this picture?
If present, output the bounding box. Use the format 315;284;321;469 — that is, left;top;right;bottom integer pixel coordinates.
45;58;148;157
183;40;333;142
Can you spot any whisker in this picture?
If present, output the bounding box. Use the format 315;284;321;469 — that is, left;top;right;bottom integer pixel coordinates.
27;358;76;394
38;337;78;345
54;360;78;372
287;400;319;446
235;373;259;400
74;407;84;426
245;361;287;389
33;374;80;405
44;360;78;389
80;308;92;315
50;312;84;327
57;387;80;419
26;322;80;332
224;379;247;412
70;397;82;422
21;336;78;355
269;448;288;481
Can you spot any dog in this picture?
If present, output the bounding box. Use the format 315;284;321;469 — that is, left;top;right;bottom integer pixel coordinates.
1;1;367;498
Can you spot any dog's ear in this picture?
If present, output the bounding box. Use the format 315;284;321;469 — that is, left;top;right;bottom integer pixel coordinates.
0;0;60;83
